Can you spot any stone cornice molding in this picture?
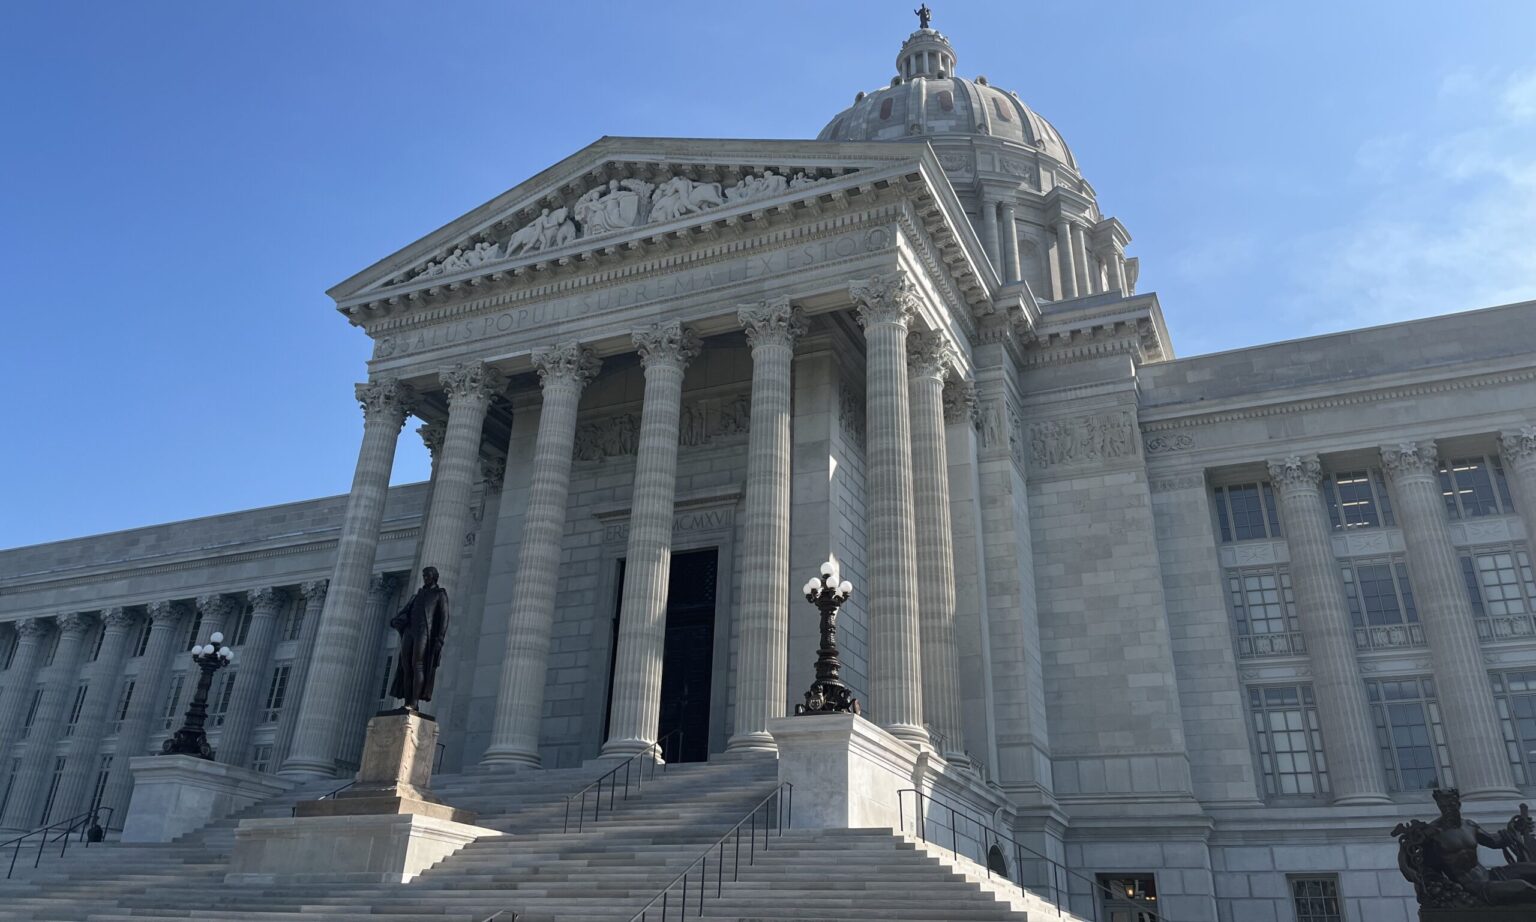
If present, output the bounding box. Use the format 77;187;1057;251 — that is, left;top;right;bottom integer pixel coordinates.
417;421;447;458
532;341;602;389
737;297;807;350
906;331;954;380
1380;441;1439;481
1502;425;1536;465
246;586;288;614
850;272;919;329
633;320;701;370
14;617;48;639
439;361;507;405
942;378;981;428
100;607;137;632
1266;455;1323;493
355;379;417;429
57;612;92;635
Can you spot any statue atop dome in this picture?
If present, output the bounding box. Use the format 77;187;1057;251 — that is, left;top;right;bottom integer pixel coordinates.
915;4;932;29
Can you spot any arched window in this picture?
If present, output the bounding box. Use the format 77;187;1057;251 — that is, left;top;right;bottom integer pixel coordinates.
936;90;954;112
879;98;894;121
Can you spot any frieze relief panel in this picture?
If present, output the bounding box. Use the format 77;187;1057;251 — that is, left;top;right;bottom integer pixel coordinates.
1330;529;1404;558
401;168;830;285
1218;540;1289;569
574;392;751;463
1449;517;1523;547
837;382;867;452
1144;432;1194;454
1026;410;1138;471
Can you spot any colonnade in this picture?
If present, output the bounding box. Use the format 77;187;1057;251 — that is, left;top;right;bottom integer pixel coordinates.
973;195;1128;298
1264;431;1536;802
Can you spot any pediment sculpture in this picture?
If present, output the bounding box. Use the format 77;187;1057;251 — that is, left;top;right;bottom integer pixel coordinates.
405;169;826;284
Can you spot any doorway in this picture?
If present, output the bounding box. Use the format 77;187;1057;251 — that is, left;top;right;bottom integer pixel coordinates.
604;548;719;763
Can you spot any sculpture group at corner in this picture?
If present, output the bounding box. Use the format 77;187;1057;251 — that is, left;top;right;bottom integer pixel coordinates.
1395;787;1536;909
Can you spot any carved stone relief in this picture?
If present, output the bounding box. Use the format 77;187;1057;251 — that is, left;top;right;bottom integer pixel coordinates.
1144;432;1194;454
837;382;867;452
573;393;751;462
1027;410;1138;470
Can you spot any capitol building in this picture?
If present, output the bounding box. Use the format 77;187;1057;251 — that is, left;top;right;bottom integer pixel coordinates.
2;17;1535;922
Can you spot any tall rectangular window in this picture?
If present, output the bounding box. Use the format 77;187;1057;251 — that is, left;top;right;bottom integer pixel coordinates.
21;688;43;739
40;756;67;825
210;671;237;727
1440;455;1517;518
232;605;254;647
1341;559;1422;650
3;630;18;670
283;601;305;642
89;755;113;816
131;618;151;658
262;664;292;723
1213;482;1282;542
1324;468;1395;530
379;655;395;700
162;674;186;730
64;683;89;736
184;610;204;651
89;624;106;662
1248;685;1330;798
1367;677;1453;792
1290;875;1344;922
1099;875;1158;922
251;744;274;774
1461;548;1536;643
0;758;18;821
1228;568;1304;658
114;680;136;731
43;632;59;667
1492;670;1536;785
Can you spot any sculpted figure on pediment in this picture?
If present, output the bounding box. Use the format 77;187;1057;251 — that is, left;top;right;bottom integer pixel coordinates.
574;178;653;237
726;170;789;203
506;206;577;257
789;171;819;189
463;240;502;268
650;176;725;222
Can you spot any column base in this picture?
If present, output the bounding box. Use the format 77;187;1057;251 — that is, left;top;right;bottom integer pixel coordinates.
600;736;658;760
478;746;543;770
726;730;779;753
1331;792;1394;807
1461;784;1525;802
276;757;339;781
884;721;932;749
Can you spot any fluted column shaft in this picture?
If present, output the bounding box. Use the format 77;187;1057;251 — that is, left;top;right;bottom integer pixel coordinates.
217;589;287;768
978;199;1001;274
338;574;401;768
1109;252;1128;293
3;614;92;829
274;581;327;766
851;275;928;747
1502;427;1536;523
484;342;601;767
999;203;1021;283
1381;441;1518;798
281;378;414;778
0;620;48;770
603;321;699;758
1070;224;1093;295
1266;456;1389;804
98;602;183;824
51;609;137;821
728;300;804;752
415;362;504;595
1054;219;1078;299
908;333;966;759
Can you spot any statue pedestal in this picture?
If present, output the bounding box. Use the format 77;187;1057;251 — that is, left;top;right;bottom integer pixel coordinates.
121;755;295;843
229;709;492;884
1422;909;1536;921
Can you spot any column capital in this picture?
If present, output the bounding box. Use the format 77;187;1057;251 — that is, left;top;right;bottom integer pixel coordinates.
905;331;954;380
196;593;237;620
246;587;288;614
737;297;807;350
144;600;184;625
633;320;701;370
100;607;137;632
369;572;400;597
439;361;506;405
57;612;92;636
481;457;507;490
1501;425;1536;464
417;422;447;458
850;273;918;329
533;341;602;389
942;378;981;428
354;378;417;430
14;617;48;639
1266;454;1323;491
1380;440;1439;481
300;580;329;603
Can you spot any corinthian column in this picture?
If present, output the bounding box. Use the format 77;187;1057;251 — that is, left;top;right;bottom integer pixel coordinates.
483;342;602;767
907;332;966;761
1265;456;1389;804
338;573;401;768
999;203;1021;283
51;608;137;821
0;619;49;768
1054;219;1078;299
1381;441;1518;798
1502;426;1536;522
3;613;92;829
98;600;184;822
415;362;505;595
217;588;287;768
274;580;327;766
602;321;700;758
850;275;928;748
728;299;805;752
281;379;415;778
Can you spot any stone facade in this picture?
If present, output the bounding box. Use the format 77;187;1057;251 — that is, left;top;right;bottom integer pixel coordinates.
2;20;1535;922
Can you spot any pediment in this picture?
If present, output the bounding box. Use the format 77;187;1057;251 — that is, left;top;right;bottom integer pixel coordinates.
329;138;927;307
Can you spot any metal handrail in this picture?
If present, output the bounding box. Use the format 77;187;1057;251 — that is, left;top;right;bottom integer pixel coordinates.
898;788;1167;921
562;728;682;833
626;781;792;922
292;779;357;817
2;807;114;879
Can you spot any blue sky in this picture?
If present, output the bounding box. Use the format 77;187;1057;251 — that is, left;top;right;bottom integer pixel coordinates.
3;1;1534;549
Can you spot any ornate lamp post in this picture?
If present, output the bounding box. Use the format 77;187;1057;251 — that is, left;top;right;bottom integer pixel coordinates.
795;556;861;716
161;632;232;760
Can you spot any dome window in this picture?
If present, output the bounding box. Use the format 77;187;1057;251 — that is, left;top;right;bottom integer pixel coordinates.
879;98;894;121
991;97;1012;122
936;90;954;112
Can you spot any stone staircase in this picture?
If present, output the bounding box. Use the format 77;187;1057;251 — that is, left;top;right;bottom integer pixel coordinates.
0;755;1084;922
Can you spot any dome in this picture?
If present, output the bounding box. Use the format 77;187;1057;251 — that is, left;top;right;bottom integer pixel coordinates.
817;27;1078;170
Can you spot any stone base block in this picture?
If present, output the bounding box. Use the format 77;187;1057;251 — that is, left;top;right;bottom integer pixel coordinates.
1421;909;1536;921
121;755;295;844
225;813;500;885
290;708;475;824
295;792;474;824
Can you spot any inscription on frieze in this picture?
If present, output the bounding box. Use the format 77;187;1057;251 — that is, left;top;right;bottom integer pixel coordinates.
602;508;734;544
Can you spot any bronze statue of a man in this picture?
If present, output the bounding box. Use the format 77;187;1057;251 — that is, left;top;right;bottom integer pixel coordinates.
1395;788;1536;908
390;566;449;711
